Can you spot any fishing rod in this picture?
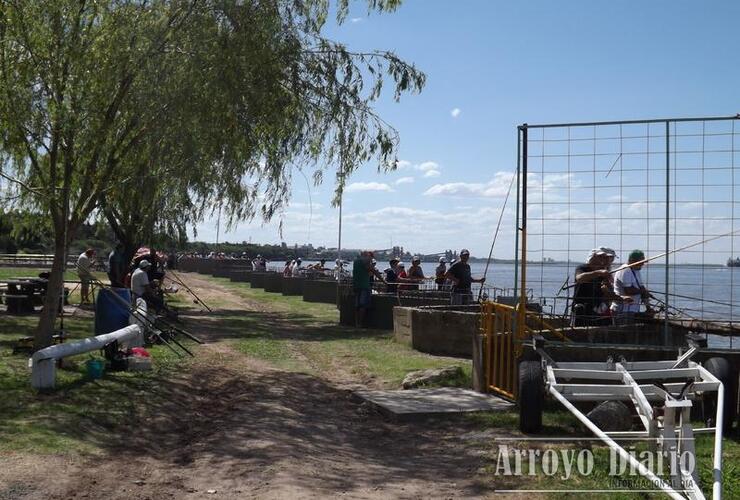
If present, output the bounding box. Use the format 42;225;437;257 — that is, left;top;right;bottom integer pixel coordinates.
649;290;740;309
91;278;201;354
562;229;740;290
477;172;517;301
165;269;212;313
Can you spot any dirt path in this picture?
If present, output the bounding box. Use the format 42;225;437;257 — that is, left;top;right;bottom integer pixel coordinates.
1;275;509;499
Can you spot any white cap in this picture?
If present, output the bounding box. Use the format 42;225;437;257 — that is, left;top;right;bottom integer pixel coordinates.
139;260;151;269
439;257;446;263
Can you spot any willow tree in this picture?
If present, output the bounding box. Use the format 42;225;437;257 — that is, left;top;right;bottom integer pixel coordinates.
0;0;424;349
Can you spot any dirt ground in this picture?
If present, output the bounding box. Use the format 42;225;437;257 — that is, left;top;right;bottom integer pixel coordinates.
0;275;513;500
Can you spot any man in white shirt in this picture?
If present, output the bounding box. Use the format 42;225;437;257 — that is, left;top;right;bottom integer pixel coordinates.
612;250;650;325
130;260;151;299
291;258;303;277
76;248;95;304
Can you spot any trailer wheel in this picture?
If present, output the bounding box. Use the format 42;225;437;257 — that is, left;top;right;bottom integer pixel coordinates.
703;357;738;433
519;360;544;434
586;401;632;432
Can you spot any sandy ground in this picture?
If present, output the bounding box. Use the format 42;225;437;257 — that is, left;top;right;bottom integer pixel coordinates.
0;274;516;500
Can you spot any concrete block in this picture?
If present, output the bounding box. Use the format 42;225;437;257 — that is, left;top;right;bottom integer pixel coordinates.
410;308;478;357
302;279;338;304
393;307;413;346
282;277;304;296
249;272;268;289
264;273;283;293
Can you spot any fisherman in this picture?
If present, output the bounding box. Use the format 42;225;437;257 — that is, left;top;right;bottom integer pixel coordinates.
406;256;425;291
77;248;95;304
107;243;125;288
283;260;292;277
130;260;165;312
445;249;485;305
572;248;624;326
611;250;651;325
291;258;303;277
332;259;344;280
435;257;447;290
384;258;400;293
352;251;385;327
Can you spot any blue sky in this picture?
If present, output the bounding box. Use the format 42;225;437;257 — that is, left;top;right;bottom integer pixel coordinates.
194;0;740;260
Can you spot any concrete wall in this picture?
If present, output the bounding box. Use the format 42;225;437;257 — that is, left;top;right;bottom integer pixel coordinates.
393;307;413;346
409;308;478;357
303;279;338;304
263;272;283;293
250;272;268;289
230;270;252;283
340;292;452;330
282;277;304;296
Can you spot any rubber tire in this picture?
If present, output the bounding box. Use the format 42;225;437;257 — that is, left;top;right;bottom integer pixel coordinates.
586;401;633;432
703;357;738;433
519;360;545;434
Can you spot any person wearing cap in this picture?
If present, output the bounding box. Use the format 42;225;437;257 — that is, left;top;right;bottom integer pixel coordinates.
445;249;485;305
333;259;345;280
291;258;303;277
435;257;448;290
611;250;651;325
283;260;293;277
352;251;385;327
406;256;425;291
130;260;153;301
572;248;623;326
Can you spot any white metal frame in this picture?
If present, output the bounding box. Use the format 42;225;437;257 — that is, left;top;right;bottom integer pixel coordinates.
536;345;725;500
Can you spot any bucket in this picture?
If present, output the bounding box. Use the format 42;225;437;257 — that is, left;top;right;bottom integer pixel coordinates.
95;288;132;335
86;358;105;379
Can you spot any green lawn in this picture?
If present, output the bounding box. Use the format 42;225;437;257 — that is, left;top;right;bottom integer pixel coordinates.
202;275;472;386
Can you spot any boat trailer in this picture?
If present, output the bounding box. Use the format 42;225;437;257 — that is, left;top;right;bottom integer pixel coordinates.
520;336;727;500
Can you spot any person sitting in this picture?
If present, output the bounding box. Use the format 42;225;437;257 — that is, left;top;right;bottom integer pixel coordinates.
130;260;165;313
572;248;625;327
611;249;651;325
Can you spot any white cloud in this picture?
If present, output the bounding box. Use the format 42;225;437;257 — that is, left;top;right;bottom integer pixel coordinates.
416;161;439;172
345;182;393;193
423;170;441;178
395;177;414;185
451;108;461;118
396;160;412;169
424;171;514;197
350;17;363;23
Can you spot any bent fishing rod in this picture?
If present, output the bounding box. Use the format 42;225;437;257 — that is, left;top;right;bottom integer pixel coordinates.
478;172;517;301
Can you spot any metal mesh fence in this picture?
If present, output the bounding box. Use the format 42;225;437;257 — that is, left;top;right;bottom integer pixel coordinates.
516;115;740;347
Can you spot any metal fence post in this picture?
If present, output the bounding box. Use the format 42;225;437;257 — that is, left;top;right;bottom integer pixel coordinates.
664;120;670;345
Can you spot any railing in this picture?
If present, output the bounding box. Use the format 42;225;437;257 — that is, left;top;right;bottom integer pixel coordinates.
0;253;80;268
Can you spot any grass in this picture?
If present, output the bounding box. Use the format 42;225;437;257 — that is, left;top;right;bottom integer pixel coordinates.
0;276;189;454
205;275;472;386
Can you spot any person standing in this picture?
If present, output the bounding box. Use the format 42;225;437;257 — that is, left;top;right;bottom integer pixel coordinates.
352;251;384;327
611;249;650;325
107;243;125;288
435;257;447;290
572;249;621;326
384;258;400;293
445;249;485;305
77;248;95;304
283;260;292;277
406;256;425;291
291;258;303;277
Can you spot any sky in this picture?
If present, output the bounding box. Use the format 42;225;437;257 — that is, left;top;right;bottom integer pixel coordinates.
192;0;740;262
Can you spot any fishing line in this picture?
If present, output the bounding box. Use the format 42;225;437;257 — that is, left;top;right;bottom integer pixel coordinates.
478;172;517;301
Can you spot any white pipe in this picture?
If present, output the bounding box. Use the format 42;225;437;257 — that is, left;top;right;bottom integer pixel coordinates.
549;386;686;500
30;324;141;389
712;382;724;500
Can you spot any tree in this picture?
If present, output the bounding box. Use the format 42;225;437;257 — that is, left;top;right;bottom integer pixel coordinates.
0;0;424;349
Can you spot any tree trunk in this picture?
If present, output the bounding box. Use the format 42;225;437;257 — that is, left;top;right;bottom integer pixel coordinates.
34;236;67;350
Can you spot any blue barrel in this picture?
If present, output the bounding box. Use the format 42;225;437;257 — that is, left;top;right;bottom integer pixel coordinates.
94;288;132;335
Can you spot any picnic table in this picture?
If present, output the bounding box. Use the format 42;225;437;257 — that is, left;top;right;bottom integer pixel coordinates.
1;277;47;314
